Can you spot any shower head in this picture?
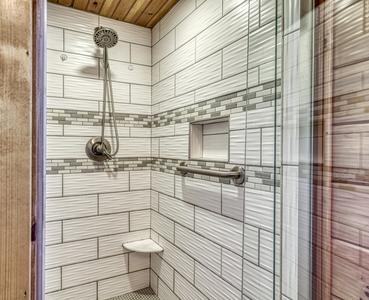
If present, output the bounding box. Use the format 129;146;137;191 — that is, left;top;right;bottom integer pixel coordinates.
93;26;118;48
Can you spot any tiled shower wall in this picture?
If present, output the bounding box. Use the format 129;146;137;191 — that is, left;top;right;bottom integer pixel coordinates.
45;0;282;299
45;3;153;299
150;0;281;300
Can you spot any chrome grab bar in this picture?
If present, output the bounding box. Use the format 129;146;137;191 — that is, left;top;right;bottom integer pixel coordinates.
176;162;245;185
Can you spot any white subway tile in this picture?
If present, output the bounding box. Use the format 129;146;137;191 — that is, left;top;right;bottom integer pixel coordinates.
152;76;175;104
246;128;261;165
159;92;195;113
130;170;151;190
63;171;129;196
262;127;280;166
63;213;129;242
259;229;275;272
195;263;241;300
158;237;195;283
129;252;150;272
99;230;150;257
175;224;221;274
195;207;243;255
46;175;62;198
46;195;98;221
118;137;151;157
160;136;189;159
176;52;222;95
45;221;62;246
45;239;97;269
99;190;150;215
47;50;99;79
47;124;63;136
159;194;194;229
160;39;196;80
152;137;160;157
230;111;247;131
151;253;174;289
130;210;151;231
62;254;128;288
45;283;96;300
230;130;246;164
47;97;99;112
194;72;247;103
47;26;63;51
47;3;98;34
176;0;222;47
130;127;151;138
45;268;61;293
109;41;131;62
64;30;100;57
131;44;151;66
158;279;180;300
152;23;160;45
151;190;159;211
152;124;175;137
175;123;190;135
115;103;151;115
151;211;175;243
202;134;228;161
223;0;247;14
46;73;63;97
152;171;175;196
222;248;243;290
222;184;244;221
100;16;151;46
223;37;248;78
108;60;151;85
196;2;248;60
131;84;151;105
243;260;273;300
47;136;88;159
153;30;175;64
151;270;158;294
175;175;221;213
174;272;207;300
98;269;149;299
152;63;160;84
159;0;196;38
244;224;259;264
64;76;130;103
245;188;274;231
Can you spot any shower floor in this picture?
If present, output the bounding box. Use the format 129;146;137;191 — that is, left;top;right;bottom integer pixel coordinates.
107;288;160;300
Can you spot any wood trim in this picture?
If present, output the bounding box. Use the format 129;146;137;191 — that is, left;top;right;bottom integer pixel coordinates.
49;0;179;28
0;0;33;298
31;0;45;299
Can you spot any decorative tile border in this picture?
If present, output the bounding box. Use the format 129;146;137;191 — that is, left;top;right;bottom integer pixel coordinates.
47;108;152;128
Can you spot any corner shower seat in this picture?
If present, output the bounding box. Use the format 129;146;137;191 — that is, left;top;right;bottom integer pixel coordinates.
122;239;163;253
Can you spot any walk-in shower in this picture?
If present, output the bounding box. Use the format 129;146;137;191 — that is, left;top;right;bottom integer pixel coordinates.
86;26;119;162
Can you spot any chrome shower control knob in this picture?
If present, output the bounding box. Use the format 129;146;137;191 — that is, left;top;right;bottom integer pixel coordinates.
85;137;112;162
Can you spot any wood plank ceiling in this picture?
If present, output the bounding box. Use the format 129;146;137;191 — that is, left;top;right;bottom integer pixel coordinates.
48;0;179;28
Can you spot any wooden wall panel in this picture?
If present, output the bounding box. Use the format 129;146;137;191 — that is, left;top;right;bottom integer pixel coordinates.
0;0;33;299
49;0;179;28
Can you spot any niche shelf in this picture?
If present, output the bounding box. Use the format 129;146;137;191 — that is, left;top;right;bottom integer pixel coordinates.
190;117;229;162
122;239;163;253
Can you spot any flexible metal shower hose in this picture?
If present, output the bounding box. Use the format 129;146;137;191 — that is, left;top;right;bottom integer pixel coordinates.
101;47;119;157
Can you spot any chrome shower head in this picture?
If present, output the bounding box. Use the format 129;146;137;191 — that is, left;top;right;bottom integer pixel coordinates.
93;26;118;48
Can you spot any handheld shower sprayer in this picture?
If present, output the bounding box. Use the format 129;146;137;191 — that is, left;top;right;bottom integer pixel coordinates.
86;27;120;162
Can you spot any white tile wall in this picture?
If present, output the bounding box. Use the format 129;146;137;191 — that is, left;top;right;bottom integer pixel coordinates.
221;248;243;290
159;194;194;229
195;207;243;255
62;254;129;288
175;175;221;213
221;184;244;221
152;171;175;196
243;260;273;300
129;252;150;272
45;283;97;300
158;279;180;300
195;263;241;300
174;272;207;300
45;222;62;246
175;224;222;274
130;210;151;231
151;211;175;243
63;213;129;242
151;254;174;289
98;270;149;299
45;268;61;293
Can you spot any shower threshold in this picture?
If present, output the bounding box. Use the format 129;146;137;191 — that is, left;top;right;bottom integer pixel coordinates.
107;288;160;300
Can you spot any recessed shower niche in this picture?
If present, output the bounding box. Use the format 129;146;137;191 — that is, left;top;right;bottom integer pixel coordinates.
190;117;230;162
